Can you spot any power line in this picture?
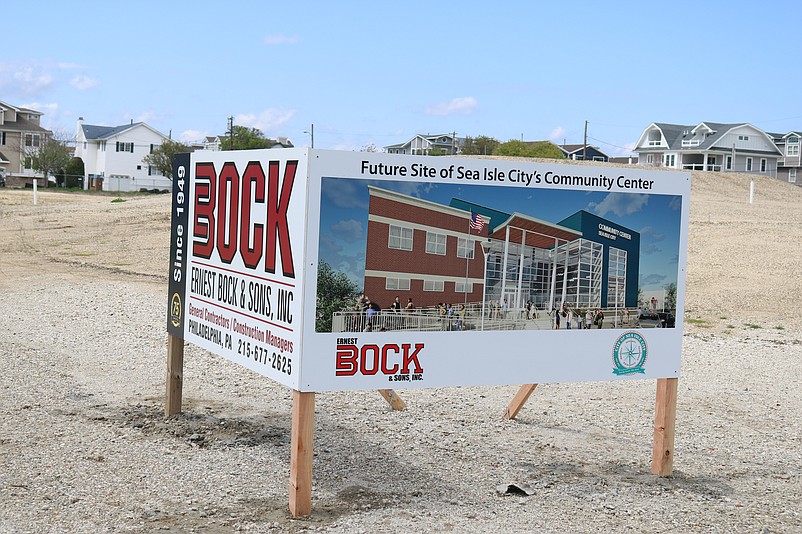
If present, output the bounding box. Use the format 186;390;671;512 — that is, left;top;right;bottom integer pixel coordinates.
587;135;635;152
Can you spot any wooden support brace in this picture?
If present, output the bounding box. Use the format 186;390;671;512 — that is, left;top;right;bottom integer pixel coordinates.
165;333;184;417
378;389;406;411
289;390;315;518
651;377;678;477
503;384;538;420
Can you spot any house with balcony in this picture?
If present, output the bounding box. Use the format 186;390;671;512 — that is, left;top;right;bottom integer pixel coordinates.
0;101;53;187
385;133;463;155
768;131;801;186
634;122;783;176
74;117;172;191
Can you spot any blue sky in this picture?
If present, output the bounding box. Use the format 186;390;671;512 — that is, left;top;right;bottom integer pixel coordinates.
4;2;802;153
318;178;682;291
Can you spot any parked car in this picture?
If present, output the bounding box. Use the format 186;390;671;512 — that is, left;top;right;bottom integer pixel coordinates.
0;171;6;187
657;312;676;328
638;311;675;328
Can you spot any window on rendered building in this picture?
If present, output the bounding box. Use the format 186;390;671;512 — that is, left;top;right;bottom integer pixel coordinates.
385;278;410;291
606;247;627;308
457;237;475;259
388;225;413;250
790;168;797;183
423;280;444;292
746;157;753;172
425;232;446;255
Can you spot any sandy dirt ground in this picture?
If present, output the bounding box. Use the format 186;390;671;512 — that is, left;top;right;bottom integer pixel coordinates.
0;168;801;533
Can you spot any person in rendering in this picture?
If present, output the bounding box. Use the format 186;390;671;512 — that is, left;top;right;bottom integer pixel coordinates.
554;307;561;329
566;307;573;330
585;309;593;330
595;308;605;329
576;309;583;329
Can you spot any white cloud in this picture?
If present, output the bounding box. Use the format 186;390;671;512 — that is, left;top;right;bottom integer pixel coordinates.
425;97;477;116
179;129;208;143
589;192;649;218
70;75;99;90
264;34;300;45
234;108;296;133
549;127;566;141
331;220;364;243
0;61;54;97
22;102;58;115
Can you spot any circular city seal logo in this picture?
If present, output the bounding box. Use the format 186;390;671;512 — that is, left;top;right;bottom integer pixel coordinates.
612;331;647;375
170;292;182;328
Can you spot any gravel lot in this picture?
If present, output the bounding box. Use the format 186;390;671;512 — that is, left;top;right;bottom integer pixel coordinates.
1;169;800;533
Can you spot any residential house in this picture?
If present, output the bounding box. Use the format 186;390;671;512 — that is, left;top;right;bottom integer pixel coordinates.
192;134;294;151
559;144;610;162
634;122;783;176
74;118;172;191
385;133;463;155
769;131;801;185
0;101;53;187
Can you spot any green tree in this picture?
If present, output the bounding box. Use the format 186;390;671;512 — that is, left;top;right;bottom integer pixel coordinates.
493;140;565;159
664;282;677;311
461;135;500;156
316;260;359;332
142;139;190;180
27;136;72;187
428;148;447;156
56;157;85;188
221;125;277;150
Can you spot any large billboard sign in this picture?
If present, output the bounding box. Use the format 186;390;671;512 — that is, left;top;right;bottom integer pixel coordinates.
168;149;690;392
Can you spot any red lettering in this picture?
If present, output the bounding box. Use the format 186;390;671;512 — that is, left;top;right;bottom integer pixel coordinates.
216;163;239;264
335;345;358;376
265;160;297;278
401;343;424;374
240;161;265;269
192;163;216;259
360;344;380;375
381;344;400;374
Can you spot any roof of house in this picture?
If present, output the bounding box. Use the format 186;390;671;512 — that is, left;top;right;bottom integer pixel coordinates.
644;122;781;154
0;113;50;133
80;121;168;141
385;133;464;150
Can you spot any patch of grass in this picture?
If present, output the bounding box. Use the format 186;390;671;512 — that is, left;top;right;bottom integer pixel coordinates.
726;324;735;329
686;318;710;327
775;325;785;330
719;316;727;320
745;323;762;329
111;198;127;203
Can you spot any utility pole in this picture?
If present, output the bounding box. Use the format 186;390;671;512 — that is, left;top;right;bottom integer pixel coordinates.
228;116;234;150
304;124;315;148
452;131;457;154
583;120;588;161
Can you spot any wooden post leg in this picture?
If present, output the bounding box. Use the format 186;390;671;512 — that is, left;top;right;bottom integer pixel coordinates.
503;384;538;420
289;390;315;517
165;333;184;417
651;377;678;476
378;389;406;411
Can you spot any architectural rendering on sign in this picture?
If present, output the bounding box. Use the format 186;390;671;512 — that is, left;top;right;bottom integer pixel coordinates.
317;176;681;334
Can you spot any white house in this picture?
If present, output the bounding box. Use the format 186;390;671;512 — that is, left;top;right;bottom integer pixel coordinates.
74;118;172;191
634;122;782;175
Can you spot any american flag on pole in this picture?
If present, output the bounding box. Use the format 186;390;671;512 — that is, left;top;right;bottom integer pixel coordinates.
469;212;484;232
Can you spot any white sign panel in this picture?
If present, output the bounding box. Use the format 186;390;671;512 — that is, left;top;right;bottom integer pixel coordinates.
170;149;690;392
